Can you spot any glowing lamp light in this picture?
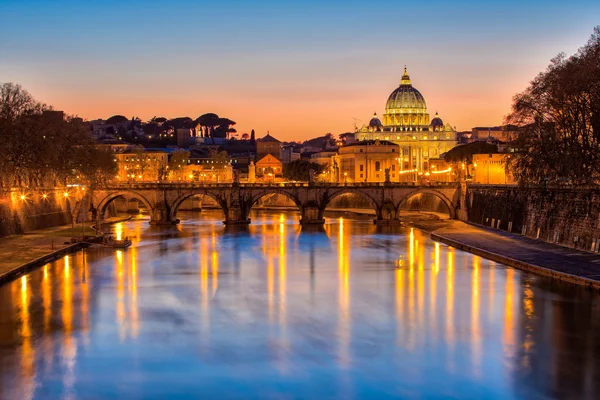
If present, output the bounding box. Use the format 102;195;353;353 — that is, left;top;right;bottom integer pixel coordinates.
42;194;48;199
63;192;69;198
20;194;26;201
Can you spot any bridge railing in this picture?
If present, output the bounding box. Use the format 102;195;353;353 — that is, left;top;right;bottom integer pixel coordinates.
102;181;460;190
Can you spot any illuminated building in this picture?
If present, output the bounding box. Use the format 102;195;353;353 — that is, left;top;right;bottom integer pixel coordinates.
114;150;168;181
256;133;282;161
331;140;400;183
255;154;282;180
472;153;515;184
356;67;458;174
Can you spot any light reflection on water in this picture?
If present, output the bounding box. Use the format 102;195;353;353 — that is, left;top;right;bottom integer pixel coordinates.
0;210;599;399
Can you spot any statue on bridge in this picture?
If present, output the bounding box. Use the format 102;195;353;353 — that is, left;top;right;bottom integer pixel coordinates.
384;168;391;184
248;160;256;183
309;169;315;184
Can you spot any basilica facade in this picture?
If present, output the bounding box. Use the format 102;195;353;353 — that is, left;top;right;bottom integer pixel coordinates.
355;67;457;175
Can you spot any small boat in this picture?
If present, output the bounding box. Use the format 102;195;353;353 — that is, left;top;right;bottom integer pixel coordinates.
103;238;132;249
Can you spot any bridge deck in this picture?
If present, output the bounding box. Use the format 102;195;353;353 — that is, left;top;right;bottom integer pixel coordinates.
104;182;460;189
432;221;600;289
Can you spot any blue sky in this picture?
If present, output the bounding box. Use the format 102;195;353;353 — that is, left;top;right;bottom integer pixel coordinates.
1;0;598;140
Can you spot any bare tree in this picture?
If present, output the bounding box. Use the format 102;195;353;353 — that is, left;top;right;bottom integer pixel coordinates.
506;27;600;186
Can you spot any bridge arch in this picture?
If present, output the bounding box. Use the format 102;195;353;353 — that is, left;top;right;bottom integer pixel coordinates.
399;188;456;219
248;189;302;213
96;191;154;223
323;188;382;217
169;191;226;222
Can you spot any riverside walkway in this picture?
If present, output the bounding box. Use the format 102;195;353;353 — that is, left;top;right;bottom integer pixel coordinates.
432;221;600;289
0;215;130;284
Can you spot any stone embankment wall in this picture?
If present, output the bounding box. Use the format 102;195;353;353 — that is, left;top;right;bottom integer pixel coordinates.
0;192;73;237
467;185;600;253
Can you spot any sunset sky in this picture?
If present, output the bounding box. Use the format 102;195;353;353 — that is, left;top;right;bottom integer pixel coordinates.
1;0;599;141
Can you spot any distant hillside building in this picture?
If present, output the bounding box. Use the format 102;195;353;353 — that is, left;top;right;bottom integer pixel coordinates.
281;145;301;164
256;133;281;161
470;126;518;143
176;128;194;148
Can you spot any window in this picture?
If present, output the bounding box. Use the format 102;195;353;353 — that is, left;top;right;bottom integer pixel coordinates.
392;148;395;152
392;165;396;171
360;174;363;178
359;165;364;172
360;149;364;153
375;161;381;172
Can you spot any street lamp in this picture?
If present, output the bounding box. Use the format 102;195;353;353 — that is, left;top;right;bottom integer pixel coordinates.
344;172;347;184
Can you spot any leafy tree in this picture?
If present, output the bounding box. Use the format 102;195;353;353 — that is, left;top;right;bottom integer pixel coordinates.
164;117;193;133
150;116;167;124
168;149;190;180
209;150;230;169
241;132;250;140
196;113;219;139
444;142;498;178
106;115;128;125
283;160;325;181
0;83;105;189
506;27;600;185
444;142;498;164
75;146;118;187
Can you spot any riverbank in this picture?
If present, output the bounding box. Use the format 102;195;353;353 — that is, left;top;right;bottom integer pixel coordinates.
431;221;600;290
0;213;132;285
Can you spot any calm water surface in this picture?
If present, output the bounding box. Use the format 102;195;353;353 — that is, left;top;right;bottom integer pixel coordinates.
1;210;599;399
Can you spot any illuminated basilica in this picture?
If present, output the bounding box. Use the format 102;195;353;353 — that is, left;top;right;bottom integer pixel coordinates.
356;67;457;172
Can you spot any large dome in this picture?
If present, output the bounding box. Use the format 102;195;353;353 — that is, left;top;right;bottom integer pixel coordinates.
385;72;427;111
383;67;430;130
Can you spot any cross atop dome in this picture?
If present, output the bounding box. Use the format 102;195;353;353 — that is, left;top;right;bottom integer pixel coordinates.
400;66;411;86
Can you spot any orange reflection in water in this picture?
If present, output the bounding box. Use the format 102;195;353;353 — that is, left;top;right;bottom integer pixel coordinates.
503;269;516;355
42;264;51;333
115;222;123;241
278;214;287;335
338;218;350;367
62;255;77;395
446;249;455;351
129;247;139;339
200;235;210;343
407;229;416;350
19;275;36;399
471;256;481;376
115;250;126;341
521;281;535;368
430;243;439;333
417;238;425;336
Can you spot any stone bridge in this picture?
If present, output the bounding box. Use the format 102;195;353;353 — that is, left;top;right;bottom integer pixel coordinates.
72;182;467;226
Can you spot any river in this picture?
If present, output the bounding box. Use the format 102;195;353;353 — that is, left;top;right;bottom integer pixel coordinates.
0;210;599;399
